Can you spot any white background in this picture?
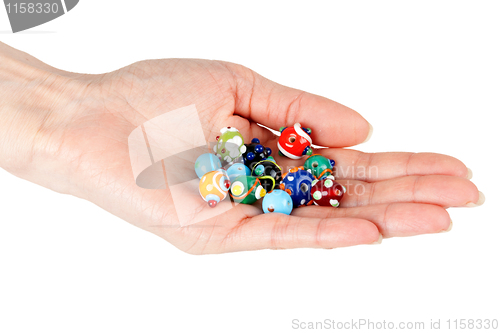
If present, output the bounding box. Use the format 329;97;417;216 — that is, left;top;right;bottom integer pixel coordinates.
0;1;498;332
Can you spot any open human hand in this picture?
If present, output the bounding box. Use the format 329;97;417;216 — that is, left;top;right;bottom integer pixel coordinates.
0;42;483;254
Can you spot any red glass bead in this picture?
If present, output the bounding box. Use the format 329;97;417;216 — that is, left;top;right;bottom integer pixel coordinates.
311;176;345;207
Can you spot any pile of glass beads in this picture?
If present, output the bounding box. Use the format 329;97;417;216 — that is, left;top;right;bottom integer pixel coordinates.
195;124;345;215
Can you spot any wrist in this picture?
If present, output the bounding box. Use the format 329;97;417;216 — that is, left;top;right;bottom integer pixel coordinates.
0;52;90;188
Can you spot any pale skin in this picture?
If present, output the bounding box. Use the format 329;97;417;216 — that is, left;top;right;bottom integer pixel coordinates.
0;42;484;254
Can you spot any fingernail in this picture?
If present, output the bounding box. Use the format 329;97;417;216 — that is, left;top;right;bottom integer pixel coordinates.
362;123;373;144
440;220;453;233
465;191;485;207
466;168;473;180
370;233;383;245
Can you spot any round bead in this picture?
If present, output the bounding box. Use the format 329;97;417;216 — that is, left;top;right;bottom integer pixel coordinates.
229;175;266;205
199;170;230;208
280;168;315;207
262;190;293;215
251;138;260;144
310;176;344;207
195;153;222;178
254;164;265;176
213;127;246;165
277;123;313;159
304;154;334;179
242;139;271;170
251;159;282;192
226;163;251;182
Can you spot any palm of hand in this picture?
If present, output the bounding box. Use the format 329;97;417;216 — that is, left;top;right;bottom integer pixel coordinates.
46;59;478;254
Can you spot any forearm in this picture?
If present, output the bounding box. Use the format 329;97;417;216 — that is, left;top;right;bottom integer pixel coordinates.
0;43;85;187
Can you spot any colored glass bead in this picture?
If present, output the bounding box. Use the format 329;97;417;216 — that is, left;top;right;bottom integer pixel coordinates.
225;162;251;182
251;157;282;192
243;138;271;170
194;153;222;178
280;166;315;207
277;123;313;159
213;127;246;165
229;175;266;204
303;154;335;180
262;189;293;215
311;176;345;207
199;169;231;208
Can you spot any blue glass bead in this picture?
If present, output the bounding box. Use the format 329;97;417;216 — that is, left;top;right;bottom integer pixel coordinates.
226;163;251;182
254;144;264;153
281;167;315;207
254;164;265;176
262;190;293;215
195;153;222;178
